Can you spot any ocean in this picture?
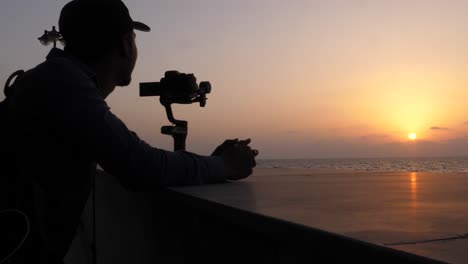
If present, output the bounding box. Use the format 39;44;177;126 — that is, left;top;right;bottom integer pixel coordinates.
257;157;468;173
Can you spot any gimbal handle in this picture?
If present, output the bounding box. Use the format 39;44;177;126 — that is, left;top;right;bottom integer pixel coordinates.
161;102;188;151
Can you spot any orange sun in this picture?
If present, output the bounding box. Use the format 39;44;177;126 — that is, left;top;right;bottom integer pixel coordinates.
408;133;417;141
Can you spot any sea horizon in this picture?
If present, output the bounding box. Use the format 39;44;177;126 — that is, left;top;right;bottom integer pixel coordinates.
257;156;468;173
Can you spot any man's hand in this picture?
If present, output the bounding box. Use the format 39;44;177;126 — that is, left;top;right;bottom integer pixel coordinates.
212;138;258;180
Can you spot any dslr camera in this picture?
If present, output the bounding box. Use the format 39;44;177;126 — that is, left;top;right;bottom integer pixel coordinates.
140;71;211;106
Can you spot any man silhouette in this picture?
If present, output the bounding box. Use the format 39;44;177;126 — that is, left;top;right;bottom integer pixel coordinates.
6;0;257;263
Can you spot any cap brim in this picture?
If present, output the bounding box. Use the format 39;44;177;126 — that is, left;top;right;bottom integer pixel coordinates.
133;21;150;32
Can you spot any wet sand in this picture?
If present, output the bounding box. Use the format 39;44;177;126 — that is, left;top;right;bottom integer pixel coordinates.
65;168;468;263
175;168;468;263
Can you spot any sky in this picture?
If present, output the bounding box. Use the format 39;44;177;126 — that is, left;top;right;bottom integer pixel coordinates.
2;0;468;158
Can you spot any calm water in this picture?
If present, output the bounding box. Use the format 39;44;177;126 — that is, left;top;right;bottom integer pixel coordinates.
257;157;468;173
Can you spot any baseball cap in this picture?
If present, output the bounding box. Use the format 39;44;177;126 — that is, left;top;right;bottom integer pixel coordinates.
59;0;150;44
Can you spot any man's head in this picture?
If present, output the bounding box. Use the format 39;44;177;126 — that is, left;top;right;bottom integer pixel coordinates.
59;0;150;86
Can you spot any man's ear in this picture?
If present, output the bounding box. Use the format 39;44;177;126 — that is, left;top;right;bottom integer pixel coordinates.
119;32;134;58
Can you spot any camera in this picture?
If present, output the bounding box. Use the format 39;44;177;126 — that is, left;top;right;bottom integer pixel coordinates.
139;71;211;107
139;71;212;151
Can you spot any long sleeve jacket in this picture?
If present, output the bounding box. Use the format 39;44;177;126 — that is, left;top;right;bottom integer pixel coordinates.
7;48;226;262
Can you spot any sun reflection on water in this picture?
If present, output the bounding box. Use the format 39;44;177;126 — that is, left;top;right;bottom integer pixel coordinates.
410;172;418;210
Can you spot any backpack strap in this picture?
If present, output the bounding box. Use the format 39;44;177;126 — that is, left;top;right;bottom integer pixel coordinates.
1;70;25;209
4;70;25;97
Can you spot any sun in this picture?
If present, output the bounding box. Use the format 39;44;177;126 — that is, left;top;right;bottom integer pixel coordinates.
408;133;417;141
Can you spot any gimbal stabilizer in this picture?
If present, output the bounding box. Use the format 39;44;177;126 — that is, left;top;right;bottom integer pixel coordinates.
139;71;211;151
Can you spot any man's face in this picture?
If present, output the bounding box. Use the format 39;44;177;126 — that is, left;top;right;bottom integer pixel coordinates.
117;31;138;86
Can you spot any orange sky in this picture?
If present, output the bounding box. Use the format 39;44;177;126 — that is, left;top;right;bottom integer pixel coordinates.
2;0;468;158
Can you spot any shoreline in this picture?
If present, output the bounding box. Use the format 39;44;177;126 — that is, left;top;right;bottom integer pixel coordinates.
248;167;468;263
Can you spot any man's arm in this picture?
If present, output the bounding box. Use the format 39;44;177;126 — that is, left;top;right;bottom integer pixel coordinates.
46;59;226;190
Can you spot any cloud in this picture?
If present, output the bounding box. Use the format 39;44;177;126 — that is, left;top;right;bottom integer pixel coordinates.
430;126;449;130
465;122;468;125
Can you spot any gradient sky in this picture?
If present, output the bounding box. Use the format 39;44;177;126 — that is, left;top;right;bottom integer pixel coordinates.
2;0;468;158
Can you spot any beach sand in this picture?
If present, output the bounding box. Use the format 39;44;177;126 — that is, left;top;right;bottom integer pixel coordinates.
248;168;468;263
66;168;468;263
